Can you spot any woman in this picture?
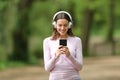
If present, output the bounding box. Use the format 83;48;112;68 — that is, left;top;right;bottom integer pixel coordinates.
43;11;83;80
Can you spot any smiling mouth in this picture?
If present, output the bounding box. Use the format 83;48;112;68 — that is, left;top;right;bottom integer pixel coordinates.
61;31;65;32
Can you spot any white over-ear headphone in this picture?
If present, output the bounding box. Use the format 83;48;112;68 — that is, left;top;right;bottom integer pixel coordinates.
52;11;73;28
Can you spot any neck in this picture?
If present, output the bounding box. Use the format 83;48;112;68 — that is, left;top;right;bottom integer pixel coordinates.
59;35;68;39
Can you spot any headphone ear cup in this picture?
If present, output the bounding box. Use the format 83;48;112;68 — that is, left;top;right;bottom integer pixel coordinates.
52;21;56;28
69;22;72;28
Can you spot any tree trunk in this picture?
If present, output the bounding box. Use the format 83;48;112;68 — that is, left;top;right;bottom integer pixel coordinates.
107;0;115;55
107;0;115;41
11;0;33;62
81;8;94;56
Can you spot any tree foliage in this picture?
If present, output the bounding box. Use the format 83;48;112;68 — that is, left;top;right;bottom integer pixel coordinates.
0;0;120;63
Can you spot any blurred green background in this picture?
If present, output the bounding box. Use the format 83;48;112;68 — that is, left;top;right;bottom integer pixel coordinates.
0;0;120;80
0;0;120;70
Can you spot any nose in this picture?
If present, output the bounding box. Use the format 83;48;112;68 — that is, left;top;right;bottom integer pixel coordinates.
61;26;65;30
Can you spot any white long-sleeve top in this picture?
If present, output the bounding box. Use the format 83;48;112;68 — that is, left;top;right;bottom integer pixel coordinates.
43;36;83;80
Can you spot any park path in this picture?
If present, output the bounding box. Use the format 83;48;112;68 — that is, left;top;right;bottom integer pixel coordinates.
0;56;120;80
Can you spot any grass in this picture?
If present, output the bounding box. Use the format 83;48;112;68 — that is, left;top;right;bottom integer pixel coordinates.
0;58;43;71
0;61;26;70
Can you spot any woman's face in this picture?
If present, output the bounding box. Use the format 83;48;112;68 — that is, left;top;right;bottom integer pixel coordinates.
56;19;69;37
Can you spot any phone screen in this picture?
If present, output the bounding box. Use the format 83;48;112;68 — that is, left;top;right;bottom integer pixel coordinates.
59;39;67;46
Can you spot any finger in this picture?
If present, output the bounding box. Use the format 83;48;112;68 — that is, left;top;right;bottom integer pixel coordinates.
63;46;68;49
58;45;63;49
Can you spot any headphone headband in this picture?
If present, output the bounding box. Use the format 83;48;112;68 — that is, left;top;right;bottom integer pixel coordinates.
52;11;73;22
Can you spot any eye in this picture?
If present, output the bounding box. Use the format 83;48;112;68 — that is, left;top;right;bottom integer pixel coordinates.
58;24;62;27
64;24;68;27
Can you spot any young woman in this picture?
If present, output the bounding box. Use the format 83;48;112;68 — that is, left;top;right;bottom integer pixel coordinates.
43;11;83;80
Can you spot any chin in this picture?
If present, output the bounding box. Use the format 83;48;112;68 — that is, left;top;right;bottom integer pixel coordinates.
60;33;66;35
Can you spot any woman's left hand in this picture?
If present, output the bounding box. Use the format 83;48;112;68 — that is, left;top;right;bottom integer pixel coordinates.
62;46;70;57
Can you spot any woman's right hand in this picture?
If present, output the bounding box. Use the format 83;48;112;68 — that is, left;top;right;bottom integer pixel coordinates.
55;45;64;58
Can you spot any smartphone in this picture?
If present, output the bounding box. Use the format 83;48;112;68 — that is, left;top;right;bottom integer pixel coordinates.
59;39;67;46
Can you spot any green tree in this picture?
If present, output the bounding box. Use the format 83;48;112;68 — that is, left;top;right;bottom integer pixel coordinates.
107;0;116;55
80;0;95;56
11;0;34;62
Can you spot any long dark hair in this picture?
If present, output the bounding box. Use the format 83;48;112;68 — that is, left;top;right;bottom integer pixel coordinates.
51;12;74;40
